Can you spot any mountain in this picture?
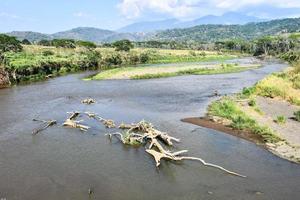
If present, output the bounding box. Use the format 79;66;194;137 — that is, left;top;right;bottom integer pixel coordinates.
6;27;141;43
51;27;115;43
182;12;265;27
118;12;264;33
153;17;300;42
7;31;50;41
5;17;300;44
118;19;180;33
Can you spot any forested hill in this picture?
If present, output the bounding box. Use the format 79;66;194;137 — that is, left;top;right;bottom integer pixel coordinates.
5;18;300;43
153;18;300;42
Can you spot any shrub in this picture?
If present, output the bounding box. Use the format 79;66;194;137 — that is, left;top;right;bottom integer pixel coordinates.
248;98;256;107
76;40;97;49
294;110;300;122
199;51;206;57
0;34;23;52
52;39;76;48
240;86;256;98
42;50;54;56
274;115;287;124
113;40;133;52
140;53;149;63
22;39;31;45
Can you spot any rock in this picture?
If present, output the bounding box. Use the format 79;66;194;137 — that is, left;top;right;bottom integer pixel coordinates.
0;67;10;88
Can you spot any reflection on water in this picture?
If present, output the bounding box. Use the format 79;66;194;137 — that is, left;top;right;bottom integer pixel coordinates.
0;58;300;200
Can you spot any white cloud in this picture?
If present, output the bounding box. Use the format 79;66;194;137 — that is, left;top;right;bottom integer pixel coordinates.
117;0;300;19
73;11;97;20
0;12;20;19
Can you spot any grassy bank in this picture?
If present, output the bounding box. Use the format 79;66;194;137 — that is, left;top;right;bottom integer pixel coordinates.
208;97;282;143
254;63;300;105
89;63;259;80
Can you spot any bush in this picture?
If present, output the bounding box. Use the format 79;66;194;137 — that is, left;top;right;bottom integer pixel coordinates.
42;50;54;56
38;40;52;46
294;110;300;122
113;40;133;52
248;98;256;107
274;115;287;124
199;51;206;57
240;86;256;98
76;40;97;49
140;53;149;63
0;34;23;52
52;39;76;48
22;39;31;45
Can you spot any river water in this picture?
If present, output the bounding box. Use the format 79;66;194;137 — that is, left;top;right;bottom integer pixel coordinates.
0;58;299;200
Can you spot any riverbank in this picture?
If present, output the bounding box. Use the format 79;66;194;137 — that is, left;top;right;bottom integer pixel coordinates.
0;45;238;87
184;64;300;163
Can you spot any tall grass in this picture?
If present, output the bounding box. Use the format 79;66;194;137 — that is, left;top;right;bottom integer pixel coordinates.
208;98;281;143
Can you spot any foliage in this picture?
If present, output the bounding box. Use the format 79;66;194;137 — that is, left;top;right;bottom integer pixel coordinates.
0;34;23;53
255;74;300;105
42;50;54;56
274;115;287;124
294;110;300;122
76;40;97;49
248;98;256;107
51;39;76;48
22;39;31;45
154;18;300;42
113;39;134;52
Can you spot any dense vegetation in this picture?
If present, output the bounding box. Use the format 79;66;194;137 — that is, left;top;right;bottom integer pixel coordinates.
154;18;300;42
0;34;23;53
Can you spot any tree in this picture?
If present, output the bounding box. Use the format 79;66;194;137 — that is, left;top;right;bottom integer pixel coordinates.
76;40;97;49
38;39;52;46
113;40;133;52
0;34;23;53
22;39;31;45
51;39;76;48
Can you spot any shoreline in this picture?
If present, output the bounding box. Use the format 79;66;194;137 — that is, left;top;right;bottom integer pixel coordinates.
181;117;266;146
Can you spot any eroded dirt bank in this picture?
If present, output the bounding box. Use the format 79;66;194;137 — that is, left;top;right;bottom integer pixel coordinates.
0;67;10;88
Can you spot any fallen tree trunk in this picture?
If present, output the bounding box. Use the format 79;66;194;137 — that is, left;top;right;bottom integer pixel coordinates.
63;112;90;131
107;120;246;178
32;119;57;135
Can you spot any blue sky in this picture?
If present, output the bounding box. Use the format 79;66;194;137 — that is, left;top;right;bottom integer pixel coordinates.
1;0;300;33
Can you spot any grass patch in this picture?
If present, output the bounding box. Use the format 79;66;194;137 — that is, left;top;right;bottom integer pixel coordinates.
90;64;259;80
208;97;281;143
131;65;257;79
274;115;287;125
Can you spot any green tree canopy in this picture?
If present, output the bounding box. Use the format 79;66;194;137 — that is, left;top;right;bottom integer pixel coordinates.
76;40;97;49
113;39;134;52
0;34;23;53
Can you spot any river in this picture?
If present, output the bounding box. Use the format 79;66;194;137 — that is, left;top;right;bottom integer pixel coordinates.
0;58;299;200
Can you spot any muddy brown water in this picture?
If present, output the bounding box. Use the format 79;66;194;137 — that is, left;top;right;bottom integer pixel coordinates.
0;58;299;200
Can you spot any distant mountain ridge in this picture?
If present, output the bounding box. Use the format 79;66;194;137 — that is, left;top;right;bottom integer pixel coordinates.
153;17;300;42
118;12;265;33
4;17;300;43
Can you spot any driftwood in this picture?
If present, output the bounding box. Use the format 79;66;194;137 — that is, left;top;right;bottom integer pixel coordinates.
84;112;115;128
107;120;246;178
32;119;57;135
81;98;96;105
63;112;90;131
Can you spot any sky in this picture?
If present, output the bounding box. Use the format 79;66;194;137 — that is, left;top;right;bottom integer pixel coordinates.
1;0;300;33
